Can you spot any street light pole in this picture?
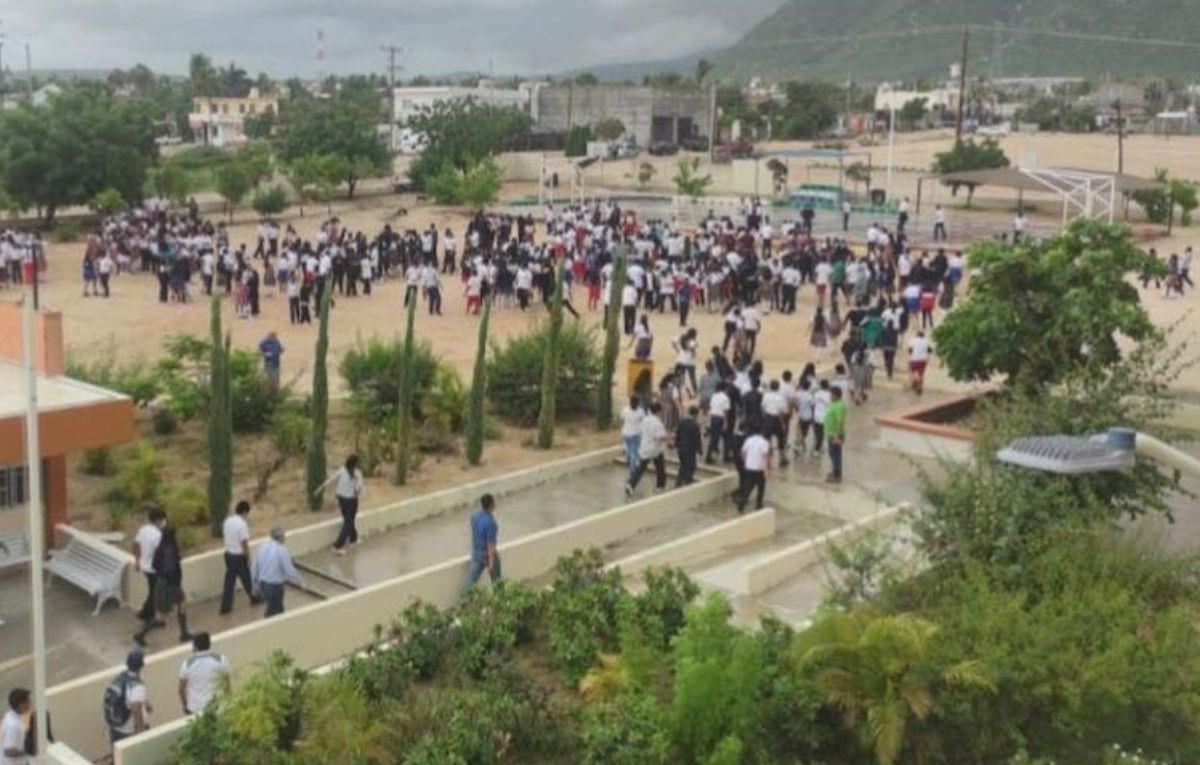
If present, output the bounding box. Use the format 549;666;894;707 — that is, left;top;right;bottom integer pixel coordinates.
879;83;896;203
22;291;49;757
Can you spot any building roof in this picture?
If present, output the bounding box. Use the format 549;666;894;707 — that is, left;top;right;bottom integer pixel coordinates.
936;167;1160;195
0;360;127;421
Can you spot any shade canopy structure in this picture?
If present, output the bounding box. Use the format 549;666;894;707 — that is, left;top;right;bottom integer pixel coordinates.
925;167;1160;226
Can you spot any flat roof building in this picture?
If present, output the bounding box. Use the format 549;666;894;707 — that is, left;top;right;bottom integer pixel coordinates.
532;84;714;146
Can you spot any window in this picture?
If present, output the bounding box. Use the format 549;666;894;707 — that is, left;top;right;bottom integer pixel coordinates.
0;465;27;509
238;103;246;114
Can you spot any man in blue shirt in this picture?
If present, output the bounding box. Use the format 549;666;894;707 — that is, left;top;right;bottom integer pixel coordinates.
465;494;500;591
258;331;284;392
251;526;303;617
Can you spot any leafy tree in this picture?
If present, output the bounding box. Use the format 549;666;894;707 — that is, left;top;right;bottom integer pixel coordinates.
766;158;788;193
275;77;390;199
89;187;126;216
1132;167;1199;228
251;185;288;216
425;157;504;207
243;110;276;140
898;97;928;130
932;138;1010;206
213;162;251;221
596;251;627;430
673;157;712;198
564;125;593;158
933;220;1159;392
405;97;531;190
575;72;600;86
205;297;233;536
282;154;323;217
305;287;332;511
775;80;842;139
593;117;626;141
147;162;193;206
465;297;491;465
236;141;274;188
0;86;157;225
795;608;994;765
395;296;418;485
846;161;872;196
188;53;220;97
695;58;714;85
537;261;566;449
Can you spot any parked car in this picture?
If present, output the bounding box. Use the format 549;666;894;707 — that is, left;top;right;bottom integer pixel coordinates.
713;139;754;162
612;138;640;159
648;141;679;156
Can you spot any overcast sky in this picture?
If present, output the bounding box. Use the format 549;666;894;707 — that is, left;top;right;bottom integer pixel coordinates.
3;0;785;78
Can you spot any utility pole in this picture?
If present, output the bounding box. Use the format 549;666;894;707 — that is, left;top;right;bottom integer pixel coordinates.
1115;99;1125;175
955;25;969;144
381;45;403;152
24;41;31;103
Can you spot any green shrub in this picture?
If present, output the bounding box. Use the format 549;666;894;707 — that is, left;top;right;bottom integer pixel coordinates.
104;441;165;528
80;447;116;477
453;581;544;678
339;337;439;422
68;355;163;408
151;407;178;435
546;549;630;683
251;184;289;216
151;335;284;432
633;567;700;652
390;601;453;682
54;220;81;243
293;673;384;765
162;483;207;550
269;406;309;459
582;692;670;765
488;321;600;425
89;187;126;216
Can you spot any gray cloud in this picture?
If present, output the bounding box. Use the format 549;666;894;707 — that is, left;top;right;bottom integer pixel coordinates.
3;0;785;77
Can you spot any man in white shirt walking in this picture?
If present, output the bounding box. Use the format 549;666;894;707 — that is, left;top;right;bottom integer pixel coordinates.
219;501;260;615
735;429;771;513
625;402;669;498
1;688;30;765
133;506;166;624
178;632;229;715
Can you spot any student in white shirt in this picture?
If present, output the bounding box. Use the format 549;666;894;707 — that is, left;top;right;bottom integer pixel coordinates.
178;633;229;715
735;428;771;513
626;402;669;498
619;398;644;481
812;380;833;455
318;455;365;554
107;651;151;747
1;688;29;765
133;507;166;623
219;501;259;614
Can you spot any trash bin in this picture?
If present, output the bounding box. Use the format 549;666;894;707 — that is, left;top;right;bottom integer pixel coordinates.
870;188;887;206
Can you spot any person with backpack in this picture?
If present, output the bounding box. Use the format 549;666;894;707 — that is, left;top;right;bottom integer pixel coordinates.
105;650;150;748
134;526;191;647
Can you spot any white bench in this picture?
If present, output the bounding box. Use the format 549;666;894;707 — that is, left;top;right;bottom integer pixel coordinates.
45;537;127;615
0;529;30;570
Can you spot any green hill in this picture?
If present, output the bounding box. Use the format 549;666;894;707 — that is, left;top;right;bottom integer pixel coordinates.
715;0;1200;82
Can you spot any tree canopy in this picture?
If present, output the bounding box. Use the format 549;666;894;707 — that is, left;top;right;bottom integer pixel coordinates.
0;85;157;224
274;76;390;198
405;97;531;190
932;138;1010;205
933;220;1160;392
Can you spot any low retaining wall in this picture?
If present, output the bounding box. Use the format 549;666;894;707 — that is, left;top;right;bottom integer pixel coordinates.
610;508;776;578
875;395;981;463
124;447;620;606
63;471;735;763
742;504;906;596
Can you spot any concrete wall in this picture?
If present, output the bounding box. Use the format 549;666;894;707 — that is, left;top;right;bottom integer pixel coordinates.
610;508;776;578
535;86;712;146
135;447;619;606
742;505;905;596
59;471;735;763
0;302;64;374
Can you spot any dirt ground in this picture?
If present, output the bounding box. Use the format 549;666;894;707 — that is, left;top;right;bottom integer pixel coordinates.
8;129;1199;548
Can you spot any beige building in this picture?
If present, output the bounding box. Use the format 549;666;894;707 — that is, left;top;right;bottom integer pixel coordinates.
188;87;279;147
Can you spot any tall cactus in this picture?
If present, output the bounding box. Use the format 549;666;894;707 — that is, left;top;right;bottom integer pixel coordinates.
596;250;628;430
537;260;565;449
207;297;233;537
395;294;418;485
465;296;492;465
305;285;332;510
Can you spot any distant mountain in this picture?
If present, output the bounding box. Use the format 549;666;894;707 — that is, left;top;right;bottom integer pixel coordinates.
715;0;1200;82
558;48;723;83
